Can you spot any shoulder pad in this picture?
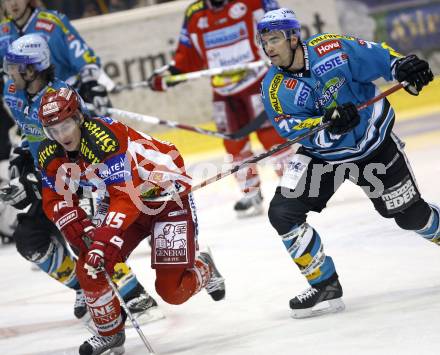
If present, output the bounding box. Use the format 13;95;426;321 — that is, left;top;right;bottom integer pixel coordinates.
307;33;355;47
80;118;120;164
36;10;70;34
185;0;205;20
37;139;65;170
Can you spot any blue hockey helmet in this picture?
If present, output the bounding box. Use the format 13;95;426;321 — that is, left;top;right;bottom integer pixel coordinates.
257;8;301;40
3;33;50;74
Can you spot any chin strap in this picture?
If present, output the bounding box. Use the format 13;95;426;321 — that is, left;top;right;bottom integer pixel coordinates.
280;40;298;71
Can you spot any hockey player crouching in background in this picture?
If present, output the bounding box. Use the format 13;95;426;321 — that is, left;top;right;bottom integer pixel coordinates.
0;34;160;330
36;87;226;354
257;8;436;318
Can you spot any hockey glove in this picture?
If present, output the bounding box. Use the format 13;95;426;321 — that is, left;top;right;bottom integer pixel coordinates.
322;103;360;135
53;206;94;253
85;226;124;276
8;146;35;179
0;173;41;210
78;80;111;116
395;55;433;96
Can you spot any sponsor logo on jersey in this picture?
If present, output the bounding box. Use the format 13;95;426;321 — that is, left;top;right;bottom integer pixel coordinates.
35;19;54;32
309;34;355;47
80;140;101;165
98;154;131;184
274;113;291;122
185;0;204;19
381;42;403;58
312;52;348;77
203;21;248;49
38;141;60;168
292;117;321;130
269;74;284;114
55;210;78;229
317;77;346;108
99;116;115;125
294;82;312;107
2;24;9;33
8;83;16;94
37;11;69;34
314;40;342;57
83;120;118;154
4;96;24;111
381;176;418;212
21;123;45;139
197;16;209;29
284;78;297;90
228;2;247;20
154;221;189;265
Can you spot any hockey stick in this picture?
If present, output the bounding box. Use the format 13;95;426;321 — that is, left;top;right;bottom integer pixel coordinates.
110;60;268;93
145;81;406;202
109;107;252;140
82;236;156;355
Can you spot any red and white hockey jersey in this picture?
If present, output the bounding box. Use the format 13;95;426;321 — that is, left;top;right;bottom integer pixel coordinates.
38;116;191;231
173;0;279;96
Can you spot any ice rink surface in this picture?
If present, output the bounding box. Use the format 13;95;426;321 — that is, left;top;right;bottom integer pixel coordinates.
1;115;440;355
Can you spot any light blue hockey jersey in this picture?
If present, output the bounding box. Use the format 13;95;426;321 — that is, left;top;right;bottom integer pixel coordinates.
260;33;404;163
0;8;100;82
3;78;85;165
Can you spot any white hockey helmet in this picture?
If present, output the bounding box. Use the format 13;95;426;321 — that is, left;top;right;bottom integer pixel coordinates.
3;33;50;74
257;8;301;42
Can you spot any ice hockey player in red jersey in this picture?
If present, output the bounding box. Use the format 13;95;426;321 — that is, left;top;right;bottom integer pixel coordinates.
37;87;226;355
149;0;293;218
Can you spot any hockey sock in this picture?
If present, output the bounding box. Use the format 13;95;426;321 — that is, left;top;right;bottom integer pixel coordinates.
281;223;337;285
417;204;440;243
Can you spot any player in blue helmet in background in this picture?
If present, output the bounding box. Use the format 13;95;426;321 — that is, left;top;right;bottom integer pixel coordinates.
0;34;161;336
257;8;437;318
0;0;112;242
0;0;110;115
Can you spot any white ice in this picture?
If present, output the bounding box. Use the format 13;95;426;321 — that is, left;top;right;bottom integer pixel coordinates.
1;120;440;355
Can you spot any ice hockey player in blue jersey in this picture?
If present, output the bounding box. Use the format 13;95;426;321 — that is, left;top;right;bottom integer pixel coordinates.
0;34;162;342
0;0;110;115
257;8;437;318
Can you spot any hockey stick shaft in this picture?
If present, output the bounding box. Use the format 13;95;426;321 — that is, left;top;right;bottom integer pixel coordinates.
109;107;241;140
110;60;268;93
102;272;156;355
82;236;156;354
164;60;268;84
188;81;407;194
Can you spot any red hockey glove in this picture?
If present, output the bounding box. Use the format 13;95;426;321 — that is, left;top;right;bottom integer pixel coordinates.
53;206;94;253
85;226;124;277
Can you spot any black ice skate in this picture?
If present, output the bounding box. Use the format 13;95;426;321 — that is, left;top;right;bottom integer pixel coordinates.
200;249;226;301
74;289;88;320
289;279;345;319
234;189;264;218
125;287;165;325
79;329;125;355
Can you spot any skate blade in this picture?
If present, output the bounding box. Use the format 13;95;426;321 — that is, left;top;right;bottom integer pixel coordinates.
127;306;165;327
291;298;345;319
236;206;264;219
103;345;125;355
